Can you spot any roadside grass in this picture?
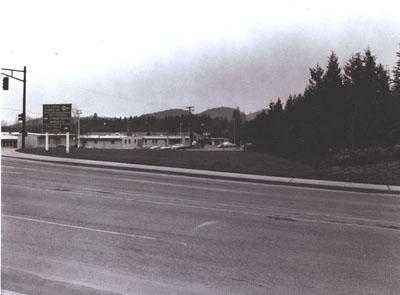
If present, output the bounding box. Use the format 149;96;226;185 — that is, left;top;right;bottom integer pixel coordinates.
18;148;400;185
19;148;324;179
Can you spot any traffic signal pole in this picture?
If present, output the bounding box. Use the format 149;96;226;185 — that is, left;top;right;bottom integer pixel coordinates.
22;66;27;149
1;66;27;149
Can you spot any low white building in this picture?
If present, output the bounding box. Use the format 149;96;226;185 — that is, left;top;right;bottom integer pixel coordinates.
1;132;18;148
80;134;142;149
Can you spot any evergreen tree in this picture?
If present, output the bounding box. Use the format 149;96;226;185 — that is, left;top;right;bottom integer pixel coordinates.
392;45;400;97
319;52;349;151
344;49;392;147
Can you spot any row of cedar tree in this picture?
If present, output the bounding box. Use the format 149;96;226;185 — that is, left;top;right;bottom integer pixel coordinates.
246;48;400;156
7;47;400;157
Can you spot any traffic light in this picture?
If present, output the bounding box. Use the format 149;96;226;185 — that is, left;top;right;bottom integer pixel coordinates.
2;77;9;90
18;113;24;122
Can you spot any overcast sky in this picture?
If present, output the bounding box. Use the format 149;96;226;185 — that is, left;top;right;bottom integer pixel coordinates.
1;0;399;124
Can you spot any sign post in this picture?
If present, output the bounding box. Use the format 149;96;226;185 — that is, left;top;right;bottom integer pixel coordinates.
43;104;72;153
45;133;49;151
66;132;70;153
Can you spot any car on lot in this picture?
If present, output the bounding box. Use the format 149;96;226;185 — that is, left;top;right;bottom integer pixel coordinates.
171;143;185;150
160;145;172;150
149;145;161;150
217;142;236;148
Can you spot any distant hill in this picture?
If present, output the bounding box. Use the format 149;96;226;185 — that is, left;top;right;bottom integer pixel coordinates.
245;109;267;121
199;107;237;119
144;107;238;120
142;109;187;119
144;106;263;121
2;117;43;132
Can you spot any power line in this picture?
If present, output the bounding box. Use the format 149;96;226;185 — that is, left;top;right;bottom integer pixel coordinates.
1;107;42;115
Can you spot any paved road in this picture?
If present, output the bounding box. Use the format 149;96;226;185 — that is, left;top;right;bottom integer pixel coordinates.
2;157;400;295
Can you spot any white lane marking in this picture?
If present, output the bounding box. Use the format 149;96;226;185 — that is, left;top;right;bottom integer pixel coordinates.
1;290;29;295
63;191;400;232
1;171;23;174
3;214;184;245
66;190;400;226
2;165;34;171
3;167;267;196
4;182;400;227
115;177;265;195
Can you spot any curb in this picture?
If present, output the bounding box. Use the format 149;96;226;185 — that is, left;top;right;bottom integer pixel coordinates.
2;151;400;195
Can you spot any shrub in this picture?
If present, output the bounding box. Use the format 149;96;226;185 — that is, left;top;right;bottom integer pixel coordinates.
332;145;399;166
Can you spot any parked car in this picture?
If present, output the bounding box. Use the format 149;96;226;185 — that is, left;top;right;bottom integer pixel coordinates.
149;145;161;150
218;142;236;148
160;145;172;150
171;143;185;150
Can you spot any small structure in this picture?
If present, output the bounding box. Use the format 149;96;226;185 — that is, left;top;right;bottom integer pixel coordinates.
80;134;142;149
1;132;18;148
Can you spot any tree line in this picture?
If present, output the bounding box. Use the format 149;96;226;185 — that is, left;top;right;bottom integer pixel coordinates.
244;47;400;157
78;113;235;138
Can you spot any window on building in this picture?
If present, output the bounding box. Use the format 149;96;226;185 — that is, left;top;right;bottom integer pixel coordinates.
134;139;136;144
111;140;115;144
128;139;131;144
124;139;127;144
94;140;97;144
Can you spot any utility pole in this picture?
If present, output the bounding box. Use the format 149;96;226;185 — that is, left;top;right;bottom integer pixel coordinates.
179;122;183;144
233;118;236;146
2;66;27;149
186;106;194;147
76;109;82;148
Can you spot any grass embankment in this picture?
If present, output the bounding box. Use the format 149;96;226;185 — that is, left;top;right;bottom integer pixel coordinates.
20;148;323;179
19;148;400;185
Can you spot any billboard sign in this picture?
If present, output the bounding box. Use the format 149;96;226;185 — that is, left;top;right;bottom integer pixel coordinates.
43;104;72;133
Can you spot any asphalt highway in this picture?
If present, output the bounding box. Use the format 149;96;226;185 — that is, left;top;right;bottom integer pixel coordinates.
2;157;400;295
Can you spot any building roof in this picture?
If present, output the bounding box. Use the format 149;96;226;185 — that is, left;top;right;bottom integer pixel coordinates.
27;133;76;137
1;133;18;140
143;135;189;139
80;135;124;140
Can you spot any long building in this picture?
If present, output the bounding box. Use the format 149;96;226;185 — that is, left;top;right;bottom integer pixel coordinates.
80;134;142;149
6;132;192;150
